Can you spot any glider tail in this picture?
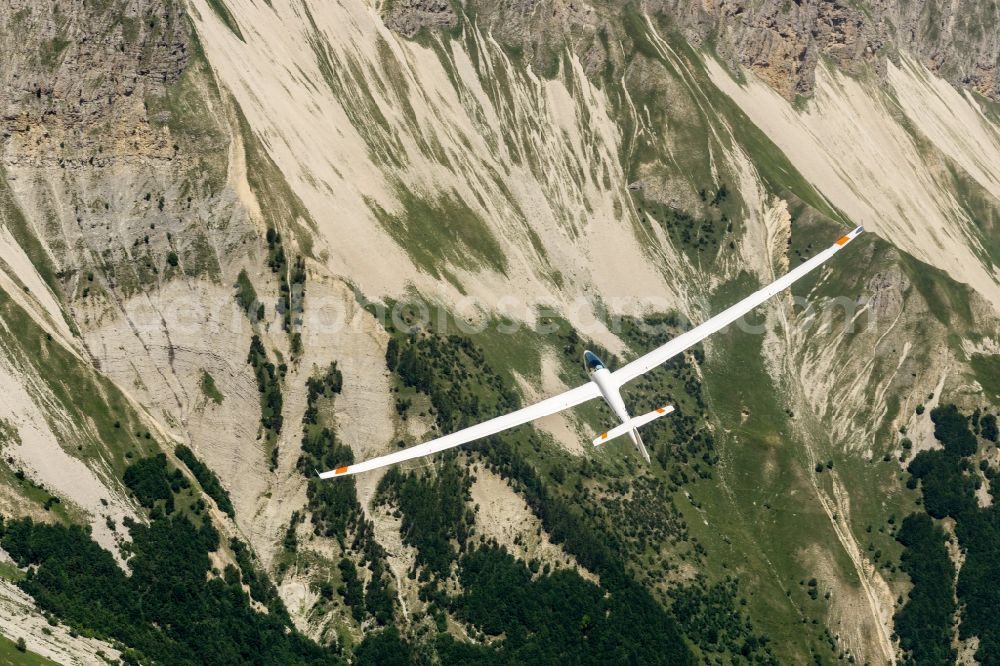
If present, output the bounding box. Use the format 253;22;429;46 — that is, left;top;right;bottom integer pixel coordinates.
593;405;674;464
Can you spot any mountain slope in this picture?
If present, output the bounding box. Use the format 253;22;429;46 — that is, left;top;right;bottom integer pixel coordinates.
1;0;999;663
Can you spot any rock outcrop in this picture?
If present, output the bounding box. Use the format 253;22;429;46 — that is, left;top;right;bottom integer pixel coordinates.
383;0;458;38
0;0;189;167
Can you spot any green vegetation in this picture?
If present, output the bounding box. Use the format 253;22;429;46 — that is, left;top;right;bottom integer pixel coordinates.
632;185;735;264
199;369;224;405
204;0;245;42
0;418;20;447
0;462;72;523
0;633;56;665
668;575;775;662
387;332;519;432
900;253;975;328
175;445;234;519
298;363;359;540
338;557;365;622
142;28;229;200
373;318;700;662
906;450;976;519
0;560;26;582
444;543;692;664
247;335;283;447
697;271;861;661
38;36;70;69
900;403;1000;664
264;228;306;354
368;187;507;280
234;269;259;317
377;462;473;576
234;105;316;254
0;447;335;665
982;413;998;442
298;368;348;519
930;404;977;455
0;289;147;477
354;627;410;666
971;353;1000;404
294;361;396;628
0;514;327;666
123;453;189;516
894;513;956;665
229;538;287;614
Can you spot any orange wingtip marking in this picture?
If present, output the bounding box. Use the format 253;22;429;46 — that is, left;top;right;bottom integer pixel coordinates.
601;432;608;440
334;466;349;475
836;235;850;246
656;408;665;414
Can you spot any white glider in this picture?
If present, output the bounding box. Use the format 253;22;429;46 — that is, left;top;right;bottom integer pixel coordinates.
320;227;864;478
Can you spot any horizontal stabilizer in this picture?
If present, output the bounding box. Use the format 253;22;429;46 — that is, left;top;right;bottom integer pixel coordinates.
593;405;674;446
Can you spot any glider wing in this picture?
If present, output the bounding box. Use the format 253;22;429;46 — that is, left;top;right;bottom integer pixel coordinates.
319;380;602;478
611;227;864;386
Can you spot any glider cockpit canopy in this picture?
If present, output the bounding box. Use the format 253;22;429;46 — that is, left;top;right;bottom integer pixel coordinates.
584;350;606;374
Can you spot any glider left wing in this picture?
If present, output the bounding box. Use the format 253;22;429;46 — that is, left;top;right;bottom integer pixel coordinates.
318;381;602;478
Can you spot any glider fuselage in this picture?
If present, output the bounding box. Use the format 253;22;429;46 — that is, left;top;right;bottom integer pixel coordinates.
584;351;650;461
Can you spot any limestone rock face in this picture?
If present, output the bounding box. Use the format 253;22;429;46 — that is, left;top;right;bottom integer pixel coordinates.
674;0;1000;101
685;0;888;99
0;0;189;167
877;0;1000;100
413;0;1000;102
383;0;459;38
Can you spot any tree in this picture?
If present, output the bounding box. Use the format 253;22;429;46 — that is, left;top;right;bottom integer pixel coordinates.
894;513;957;665
982;414;998;443
908;450;976;519
15;637;26;652
166;251;179;267
930;405;977;456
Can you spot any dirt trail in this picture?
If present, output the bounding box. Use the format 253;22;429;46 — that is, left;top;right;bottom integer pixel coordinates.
815;473;897;664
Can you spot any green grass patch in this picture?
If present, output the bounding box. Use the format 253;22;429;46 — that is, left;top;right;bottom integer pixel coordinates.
0;460;75;524
900;253;975;329
38;36;70;68
0;167;59;296
0;288;153;477
0;418;21;448
199;370;224;405
144;30;229;196
233;104;316;256
0;561;26;583
971;354;1000;404
368;186;507;280
0;634;56;665
205;0;245;42
695;273;862;663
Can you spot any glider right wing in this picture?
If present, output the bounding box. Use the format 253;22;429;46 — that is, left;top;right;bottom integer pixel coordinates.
611;226;865;386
